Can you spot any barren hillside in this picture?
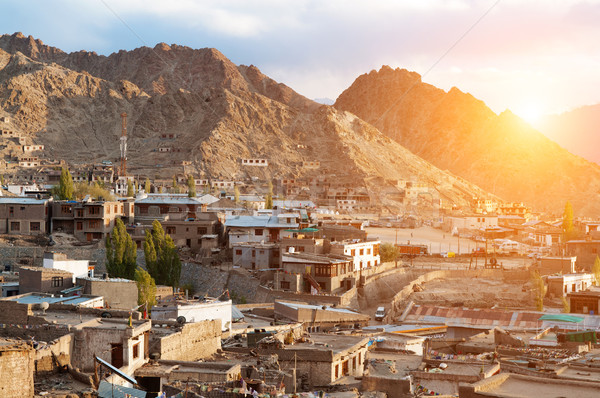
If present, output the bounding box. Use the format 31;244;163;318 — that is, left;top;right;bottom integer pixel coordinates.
0;32;497;212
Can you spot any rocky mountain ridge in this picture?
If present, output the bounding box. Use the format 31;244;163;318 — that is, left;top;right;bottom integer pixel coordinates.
335;66;600;216
0;32;494;213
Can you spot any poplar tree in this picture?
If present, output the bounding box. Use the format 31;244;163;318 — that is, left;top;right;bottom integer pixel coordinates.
127;179;134;197
265;180;274;209
58;167;74;200
187;175;196;197
234;186;240;204
105;218;137;279
135;267;157;308
144;220;181;288
562;201;575;241
145;178;151;193
593;256;600;286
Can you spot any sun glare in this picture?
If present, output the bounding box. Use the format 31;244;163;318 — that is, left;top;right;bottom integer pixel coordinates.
514;103;543;126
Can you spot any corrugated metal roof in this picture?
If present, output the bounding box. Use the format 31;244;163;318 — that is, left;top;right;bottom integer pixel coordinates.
135;194;219;205
278;301;361;315
0;197;48;204
225;215;299;229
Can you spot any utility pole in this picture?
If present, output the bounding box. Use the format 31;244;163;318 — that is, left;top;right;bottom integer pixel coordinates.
293;353;297;394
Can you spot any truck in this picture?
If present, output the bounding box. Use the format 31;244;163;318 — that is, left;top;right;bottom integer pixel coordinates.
375;307;386;321
395;244;428;257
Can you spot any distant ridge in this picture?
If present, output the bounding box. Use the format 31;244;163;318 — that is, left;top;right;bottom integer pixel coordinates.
335;65;600;216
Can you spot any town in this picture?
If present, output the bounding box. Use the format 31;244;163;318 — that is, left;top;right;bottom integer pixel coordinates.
1;108;600;398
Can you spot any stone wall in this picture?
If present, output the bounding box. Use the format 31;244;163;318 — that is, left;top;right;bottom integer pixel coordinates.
0;341;35;398
152;320;221;361
180;263;260;303
362;375;411;398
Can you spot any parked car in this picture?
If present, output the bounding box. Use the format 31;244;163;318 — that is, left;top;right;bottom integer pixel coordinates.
375;307;386;321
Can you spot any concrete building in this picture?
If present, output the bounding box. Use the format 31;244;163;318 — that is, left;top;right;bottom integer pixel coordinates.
568;290;600;315
444;215;499;233
148;320;222;362
329;239;381;271
272;334;368;388
77;276;138;310
130;194;221;252
225;214;300;248
152;299;233;331
42;251;93;281
274;300;370;329
280;252;355;293
547;273;595;297
71;319;152;373
19;266;74;295
538;256;577;275
566;239;600;271
232;242;280;269
0;197;50;235
51;199;126;241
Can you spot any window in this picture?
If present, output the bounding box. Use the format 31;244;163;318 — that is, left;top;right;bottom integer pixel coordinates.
351;249;356;256
30;222;40;231
9;207;13;217
76;222;83;231
10;221;19;231
235;250;242;256
133;343;140;359
51;276;63;287
252;250;256;257
114;205;118;213
88;220;100;229
76;209;84;217
360;249;364;256
280;281;290;290
367;248;371;255
61;205;72;214
88;206;101;215
166;227;176;235
197;227;207;234
255;228;263;236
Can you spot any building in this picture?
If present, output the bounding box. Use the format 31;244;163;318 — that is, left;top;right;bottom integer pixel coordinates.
444;215;499;233
537;256;577;275
51;199;126;241
232;242;281;269
568;290;600;315
76;276;138;310
0;197;50;235
0;339;34;398
130;193;221;251
225;214;299;248
280;252;355;293
547;273;595;297
329;239;380;271
42;251;93;281
272;334;368;388
274;300;370;329
566;239;600;271
152;299;233;331
19;266;74;295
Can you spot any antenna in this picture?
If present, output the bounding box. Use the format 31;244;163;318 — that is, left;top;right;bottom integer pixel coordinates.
120;112;128;176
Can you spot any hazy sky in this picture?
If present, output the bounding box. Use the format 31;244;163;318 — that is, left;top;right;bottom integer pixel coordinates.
2;0;600;122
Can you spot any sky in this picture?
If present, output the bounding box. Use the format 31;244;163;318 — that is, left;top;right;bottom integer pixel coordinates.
2;0;600;124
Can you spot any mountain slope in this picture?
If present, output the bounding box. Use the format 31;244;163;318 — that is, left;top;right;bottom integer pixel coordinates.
334;66;600;216
0;33;496;212
538;104;600;165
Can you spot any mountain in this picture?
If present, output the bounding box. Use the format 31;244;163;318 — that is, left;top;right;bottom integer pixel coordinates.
334;66;600;216
537;104;600;165
0;33;494;213
313;97;335;105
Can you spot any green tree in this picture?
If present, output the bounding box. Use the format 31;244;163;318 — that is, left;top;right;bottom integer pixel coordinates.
57;167;74;200
144;220;181;288
562;201;575;242
126;179;134;197
0;174;4;185
74;182;114;201
172;176;179;193
135;267;157;309
531;270;547;311
187;175;196;197
105;218;137;279
234;186;240;204
145;178;151;193
593;256;600;286
380;243;401;263
562;296;570;313
265;180;274;209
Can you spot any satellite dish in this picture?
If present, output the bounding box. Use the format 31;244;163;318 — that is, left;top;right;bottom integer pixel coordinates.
39;302;49;314
176;316;186;324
